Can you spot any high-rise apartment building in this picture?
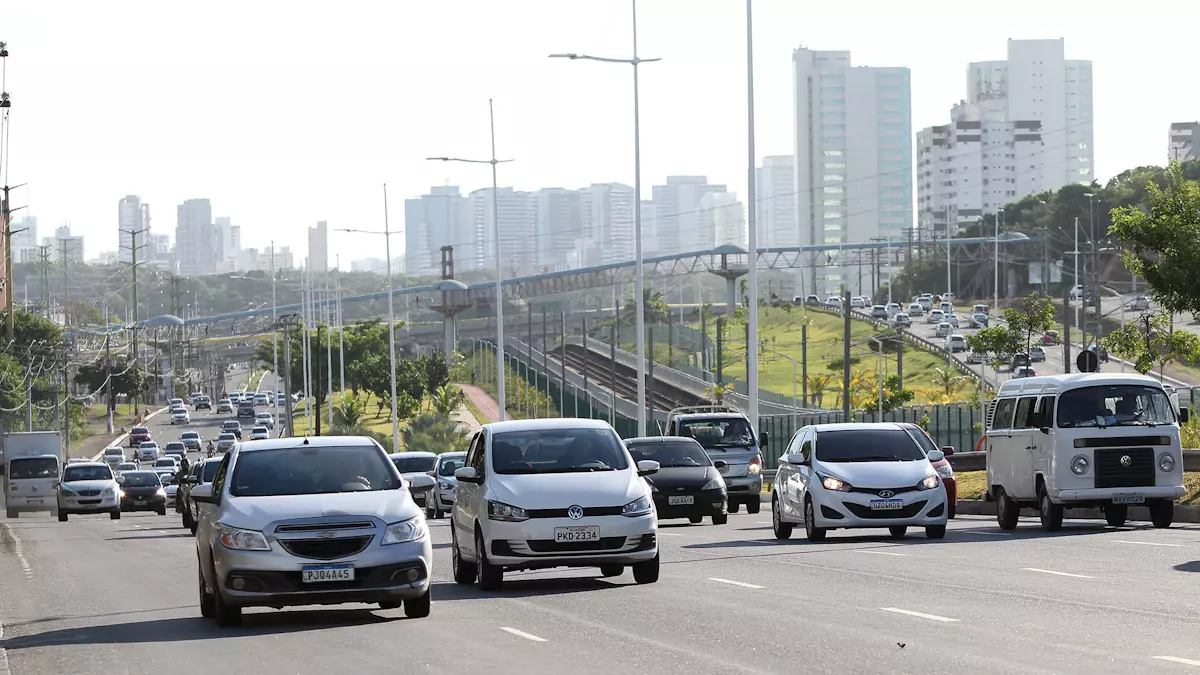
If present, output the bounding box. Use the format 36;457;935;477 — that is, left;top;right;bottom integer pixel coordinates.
49;225;85;264
578;183;636;268
756;156;796;250
650;176;728;255
118;195;149;264
792;48;913;288
215;217;241;263
307;221;329;273
535;188;583;271
404;186;474;275
917;39;1093;236
175;198;216;277
471;187;537;276
1170;122;1199;163
699;192;747;249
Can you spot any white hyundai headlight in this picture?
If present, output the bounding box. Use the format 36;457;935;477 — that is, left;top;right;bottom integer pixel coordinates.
382;517;428;545
622;495;653;517
818;473;851;492
216;524;270;551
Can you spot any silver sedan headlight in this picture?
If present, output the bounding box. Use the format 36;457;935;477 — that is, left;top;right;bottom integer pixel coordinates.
382;517;428;545
216;524;270;551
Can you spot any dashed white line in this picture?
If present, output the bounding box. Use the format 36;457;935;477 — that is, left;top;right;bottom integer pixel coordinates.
1155;656;1200;667
708;577;764;589
1114;540;1183;548
656;532;683;537
500;627;547;642
966;531;1013;537
879;607;959;623
855;549;909;557
1023;568;1097;579
0;615;11;675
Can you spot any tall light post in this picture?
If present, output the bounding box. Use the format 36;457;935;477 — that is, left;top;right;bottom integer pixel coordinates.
993;210;1003;312
336;189;402;453
1085;192;1097;348
270;241;279;399
428;99;513;420
550;0;660;434
744;0;760;428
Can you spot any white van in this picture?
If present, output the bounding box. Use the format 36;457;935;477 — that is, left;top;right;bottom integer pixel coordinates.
6;454;62;518
984;374;1186;531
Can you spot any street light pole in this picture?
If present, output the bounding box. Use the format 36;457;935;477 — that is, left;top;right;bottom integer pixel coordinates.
428;102;514;420
383;186;400;452
271;241;278;400
549;0;660;434
745;0;760;429
993;210;1002;312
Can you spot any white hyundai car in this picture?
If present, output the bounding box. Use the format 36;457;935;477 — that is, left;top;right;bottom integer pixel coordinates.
771;423;949;541
450;419;661;591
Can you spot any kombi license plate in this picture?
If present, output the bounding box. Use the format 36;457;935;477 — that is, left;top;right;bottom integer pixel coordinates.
1112;494;1145;505
554;526;599;543
302;564;354;583
668;495;694;506
870;499;904;511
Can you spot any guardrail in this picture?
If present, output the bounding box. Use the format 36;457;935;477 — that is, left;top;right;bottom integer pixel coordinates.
945;449;1200;473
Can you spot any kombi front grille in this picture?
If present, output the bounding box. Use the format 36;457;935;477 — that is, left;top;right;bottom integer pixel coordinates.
1094;448;1155;488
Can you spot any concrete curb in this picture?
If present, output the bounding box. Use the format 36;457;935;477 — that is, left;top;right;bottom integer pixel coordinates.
87;407;169;462
759;493;1200;523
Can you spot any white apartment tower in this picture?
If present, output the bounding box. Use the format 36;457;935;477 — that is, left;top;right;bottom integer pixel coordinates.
650;176;727;255
579;183;636;268
917;39;1094;236
792;48;912;294
118;195;149;264
1170;122;1199;163
471;188;537;276
404;186;475;275
175;198;216;277
699;192;747;249
307;221;329;273
535;187;583;271
756;156;796;250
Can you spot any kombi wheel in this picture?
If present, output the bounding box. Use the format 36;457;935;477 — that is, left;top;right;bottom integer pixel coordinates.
1149;500;1174;529
1038;487;1063;532
1104;504;1127;527
995;488;1019;530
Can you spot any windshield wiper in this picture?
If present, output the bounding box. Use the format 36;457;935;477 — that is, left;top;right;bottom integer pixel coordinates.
557;466;616;473
844;456;902;462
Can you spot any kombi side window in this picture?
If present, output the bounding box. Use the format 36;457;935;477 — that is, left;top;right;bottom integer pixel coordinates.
1033;396;1055;428
990;398;1017;430
1014;397;1038;428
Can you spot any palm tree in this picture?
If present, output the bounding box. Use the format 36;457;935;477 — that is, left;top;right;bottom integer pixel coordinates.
806;373;834;408
430;386;465;416
931;367;969;400
333;393;366;428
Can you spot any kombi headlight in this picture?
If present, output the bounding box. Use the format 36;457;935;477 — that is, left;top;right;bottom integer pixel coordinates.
1070;454;1090;476
918;474;940;490
216;524;270;551
488;501;529;522
383;517;428;545
622;495;653;517
1159;453;1176;472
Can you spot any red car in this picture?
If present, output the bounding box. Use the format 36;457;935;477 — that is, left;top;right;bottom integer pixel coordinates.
898;423;957;519
128;426;152;447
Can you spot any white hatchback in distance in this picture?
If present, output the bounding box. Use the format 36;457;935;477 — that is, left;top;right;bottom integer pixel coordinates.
450;418;661;591
772;423;949;541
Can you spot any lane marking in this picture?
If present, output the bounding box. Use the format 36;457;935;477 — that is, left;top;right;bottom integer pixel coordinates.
708;577;764;589
1023;568;1097;579
965;530;1013;537
1;615;11;675
1155;656;1200;667
1;523;33;581
1114;540;1183;548
656;532;683;537
855;549;909;557
500;627;547;642
879;607;959;623
756;521;772;525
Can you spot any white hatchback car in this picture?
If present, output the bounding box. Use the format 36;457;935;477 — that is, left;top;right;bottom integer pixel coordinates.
771;423;949;541
450;419;661;590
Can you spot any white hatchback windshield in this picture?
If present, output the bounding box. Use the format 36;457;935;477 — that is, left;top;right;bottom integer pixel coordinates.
491;428;629;474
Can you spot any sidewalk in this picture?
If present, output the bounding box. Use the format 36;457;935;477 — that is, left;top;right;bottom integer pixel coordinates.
457;384;501;424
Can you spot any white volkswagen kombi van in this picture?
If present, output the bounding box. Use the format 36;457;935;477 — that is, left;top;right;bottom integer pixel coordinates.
984;373;1186;531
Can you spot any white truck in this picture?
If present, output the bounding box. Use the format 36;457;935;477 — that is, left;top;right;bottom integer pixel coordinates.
4;431;64;519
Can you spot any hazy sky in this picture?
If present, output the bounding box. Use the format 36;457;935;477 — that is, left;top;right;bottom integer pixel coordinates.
3;1;1193;272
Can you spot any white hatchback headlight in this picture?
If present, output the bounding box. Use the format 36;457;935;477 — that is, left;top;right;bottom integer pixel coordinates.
818;473;851;492
488;500;529;522
382;517;428;545
918;474;940;490
622;495;653;517
216;524;270;551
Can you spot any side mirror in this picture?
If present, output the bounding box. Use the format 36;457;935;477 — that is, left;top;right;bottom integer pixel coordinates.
1180;408;1190;424
927;450;945;463
940;445;955;456
116;476;125;484
190;484;217;505
1040;427;1050;435
454;467;481;483
712;460;727;469
636;459;660;477
783;453;807;466
759;432;769;448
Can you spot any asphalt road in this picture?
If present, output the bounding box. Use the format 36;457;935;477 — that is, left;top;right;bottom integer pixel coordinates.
5;460;1200;674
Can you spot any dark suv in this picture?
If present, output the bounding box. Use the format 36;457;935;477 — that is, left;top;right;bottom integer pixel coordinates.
194;396;212;411
237;401;256;419
221;420;243;440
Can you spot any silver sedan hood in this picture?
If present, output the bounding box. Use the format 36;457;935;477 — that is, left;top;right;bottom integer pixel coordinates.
222;489;420;530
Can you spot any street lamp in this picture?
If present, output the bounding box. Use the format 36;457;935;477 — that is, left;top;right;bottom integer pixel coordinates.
550;0;660;435
428;99;513;420
336;193;402;453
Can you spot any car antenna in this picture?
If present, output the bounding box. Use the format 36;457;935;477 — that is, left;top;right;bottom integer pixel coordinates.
302;437;310;445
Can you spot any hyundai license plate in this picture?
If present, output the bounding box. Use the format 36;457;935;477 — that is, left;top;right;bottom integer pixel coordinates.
302;564;354;583
870;499;904;511
554;526;600;543
1112;494;1145;505
668;495;694;506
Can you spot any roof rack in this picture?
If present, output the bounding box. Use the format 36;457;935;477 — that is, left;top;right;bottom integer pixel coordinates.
666;404;744;419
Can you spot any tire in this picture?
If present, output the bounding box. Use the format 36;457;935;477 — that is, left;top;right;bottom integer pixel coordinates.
803;499;827;542
476;532;503;591
888;526;907;538
110;510;121;520
1105;504;1128;527
426;506;435;519
189;518;198;535
688;515;703;524
5;509;15;519
712;513;728;525
729;502;740;514
632;553;660;584
600;564;624;578
198;565;215;619
995;488;1019;530
925;525;947;539
58;511;68;522
771;495;793;540
183;509;193;530
1150;500;1174;529
1039;487;1063;532
404;588;431;619
213;580;242;627
157;506;167;516
451;529;477;585
746;499;761;515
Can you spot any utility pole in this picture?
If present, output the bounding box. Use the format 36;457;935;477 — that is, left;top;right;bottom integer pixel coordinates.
842;285;851;420
121;226;149;418
3;183;29;341
105;332;114;433
37;244;50;318
59;237;70;325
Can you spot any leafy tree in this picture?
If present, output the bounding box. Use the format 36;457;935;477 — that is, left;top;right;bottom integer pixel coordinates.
1109;162;1200;315
704;382;735;405
74;358;144;398
1100;311;1200;380
423;353;451;393
430;385;465;416
1003;292;1056;356
966;325;1021;370
402;412;470;455
395;359;427;403
621;288;669;324
333;392;367;428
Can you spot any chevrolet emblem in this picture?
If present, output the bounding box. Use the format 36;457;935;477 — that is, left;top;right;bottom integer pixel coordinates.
315;531;335;539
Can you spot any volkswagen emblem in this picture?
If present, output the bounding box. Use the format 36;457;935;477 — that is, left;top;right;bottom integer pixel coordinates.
567;505;585;520
878;490;894;498
1120;455;1132;467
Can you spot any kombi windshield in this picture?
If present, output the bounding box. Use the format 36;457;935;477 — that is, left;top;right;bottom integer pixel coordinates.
1057;385;1176;428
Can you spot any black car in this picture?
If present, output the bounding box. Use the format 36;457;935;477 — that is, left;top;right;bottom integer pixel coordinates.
237;402;256;418
625;437;728;525
179;457;224;533
221;420;242;440
194;396;212;411
118;471;168;515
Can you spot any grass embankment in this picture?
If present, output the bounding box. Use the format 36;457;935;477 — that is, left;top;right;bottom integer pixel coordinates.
954;470;1200;505
240;369;266;391
289;390;406;448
